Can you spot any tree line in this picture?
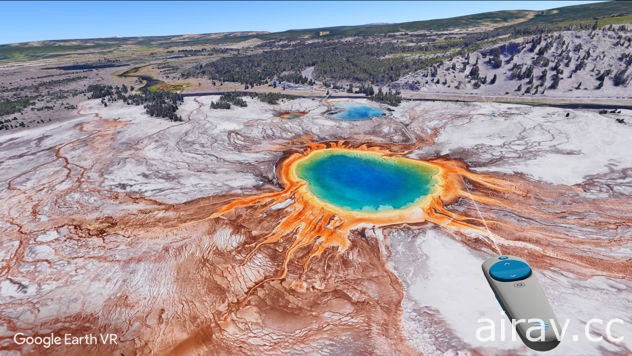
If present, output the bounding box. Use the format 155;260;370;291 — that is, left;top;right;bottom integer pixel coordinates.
210;92;299;109
88;84;184;121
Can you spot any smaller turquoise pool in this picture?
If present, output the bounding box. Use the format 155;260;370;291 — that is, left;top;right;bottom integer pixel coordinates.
334;103;385;121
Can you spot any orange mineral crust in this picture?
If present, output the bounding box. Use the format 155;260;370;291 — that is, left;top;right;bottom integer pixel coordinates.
1;99;631;355
212;141;631;285
276;111;308;120
211;142;512;278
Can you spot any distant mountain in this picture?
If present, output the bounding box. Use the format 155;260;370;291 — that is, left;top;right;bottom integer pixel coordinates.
3;1;631;48
2;1;631;132
273;10;535;38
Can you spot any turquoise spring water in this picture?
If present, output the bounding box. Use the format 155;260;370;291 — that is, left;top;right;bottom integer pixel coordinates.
334;103;385;121
296;151;438;212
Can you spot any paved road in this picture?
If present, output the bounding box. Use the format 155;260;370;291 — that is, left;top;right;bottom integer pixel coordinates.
182;91;632;110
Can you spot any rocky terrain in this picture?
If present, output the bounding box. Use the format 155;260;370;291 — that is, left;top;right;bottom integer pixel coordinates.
394;27;632;99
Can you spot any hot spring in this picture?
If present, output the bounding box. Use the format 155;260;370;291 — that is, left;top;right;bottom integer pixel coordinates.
295;150;438;212
334;103;385;121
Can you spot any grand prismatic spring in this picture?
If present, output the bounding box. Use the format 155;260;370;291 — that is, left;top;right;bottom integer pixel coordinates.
295;149;439;212
212;140;630;292
212;143;519;283
2;97;631;354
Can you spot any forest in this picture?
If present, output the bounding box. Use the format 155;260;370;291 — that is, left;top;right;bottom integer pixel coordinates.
88;84;184;121
181;40;443;87
179;19;622;90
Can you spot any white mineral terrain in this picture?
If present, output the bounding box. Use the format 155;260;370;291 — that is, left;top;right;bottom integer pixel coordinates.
0;96;630;355
395;27;632;103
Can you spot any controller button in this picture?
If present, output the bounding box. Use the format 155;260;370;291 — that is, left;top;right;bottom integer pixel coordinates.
490;260;531;282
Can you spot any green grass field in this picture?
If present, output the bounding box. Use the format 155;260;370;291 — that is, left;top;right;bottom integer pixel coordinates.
0;44;116;62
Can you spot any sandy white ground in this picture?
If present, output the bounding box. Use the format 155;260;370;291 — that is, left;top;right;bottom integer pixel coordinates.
0;96;630;354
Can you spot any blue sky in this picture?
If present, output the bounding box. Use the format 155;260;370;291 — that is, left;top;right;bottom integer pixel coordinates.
0;1;601;45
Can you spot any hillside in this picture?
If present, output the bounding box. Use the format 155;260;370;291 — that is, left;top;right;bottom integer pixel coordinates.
291;1;632;36
1;1;632;132
2;2;631;60
393;26;632;98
